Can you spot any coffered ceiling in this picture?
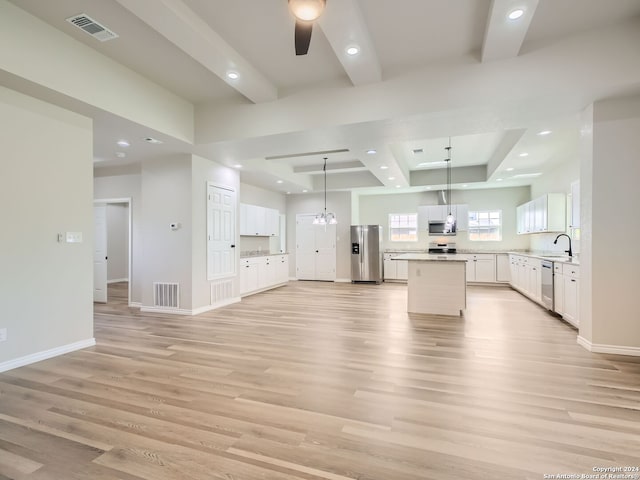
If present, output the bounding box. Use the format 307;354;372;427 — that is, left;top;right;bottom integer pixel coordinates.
10;0;640;195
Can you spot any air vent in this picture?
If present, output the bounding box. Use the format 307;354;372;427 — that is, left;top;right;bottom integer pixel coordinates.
66;14;119;42
153;282;179;309
412;148;424;154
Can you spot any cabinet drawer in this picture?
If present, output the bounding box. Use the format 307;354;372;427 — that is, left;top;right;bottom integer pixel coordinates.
563;264;579;279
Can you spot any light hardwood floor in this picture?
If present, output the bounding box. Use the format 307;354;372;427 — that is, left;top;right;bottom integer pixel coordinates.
1;281;639;479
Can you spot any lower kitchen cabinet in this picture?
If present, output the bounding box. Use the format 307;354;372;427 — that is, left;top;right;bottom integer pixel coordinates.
462;254;496;283
383;253;408;281
495;254;511;283
240;254;289;296
555;263;579;327
509;254;542;304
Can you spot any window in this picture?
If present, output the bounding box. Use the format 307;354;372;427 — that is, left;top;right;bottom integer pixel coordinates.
388;213;418;242
468;210;502;241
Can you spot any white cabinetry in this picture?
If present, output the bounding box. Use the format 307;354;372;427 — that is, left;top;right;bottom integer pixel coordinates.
383;253;408;281
240;203;279;236
418;204;469;231
495;254;511;283
240;254;289;296
509;254;541;303
461;254;496;283
554;263;579;327
516;194;565;234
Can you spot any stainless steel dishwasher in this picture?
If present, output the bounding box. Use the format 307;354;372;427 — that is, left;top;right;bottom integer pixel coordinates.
541;260;554;310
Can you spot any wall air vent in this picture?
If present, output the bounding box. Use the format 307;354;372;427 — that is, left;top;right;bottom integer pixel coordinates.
66;14;119;42
153;282;179;309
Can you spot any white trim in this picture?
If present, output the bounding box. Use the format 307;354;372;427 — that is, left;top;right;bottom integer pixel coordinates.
0;338;96;373
335;278;351;283
140;297;242;316
129;301;142;308
107;278;128;284
577;336;640;356
94;197;132;306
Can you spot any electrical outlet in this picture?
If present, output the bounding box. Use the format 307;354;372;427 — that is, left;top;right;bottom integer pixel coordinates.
0;328;7;342
66;232;83;243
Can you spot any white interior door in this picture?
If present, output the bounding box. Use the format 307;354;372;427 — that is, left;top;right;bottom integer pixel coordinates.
315;224;336;281
295;214;336;281
93;204;108;303
207;183;236;280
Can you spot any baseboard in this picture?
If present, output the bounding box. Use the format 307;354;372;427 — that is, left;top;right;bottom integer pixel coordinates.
140;297;242;316
107;278;128;284
129;301;142;308
577;336;640;356
192;297;241;315
335;278;351;283
0;338;96;373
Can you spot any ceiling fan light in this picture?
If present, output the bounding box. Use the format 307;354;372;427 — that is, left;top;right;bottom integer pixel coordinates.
289;0;326;22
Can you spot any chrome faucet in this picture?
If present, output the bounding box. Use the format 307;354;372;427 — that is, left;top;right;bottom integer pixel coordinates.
553;233;573;258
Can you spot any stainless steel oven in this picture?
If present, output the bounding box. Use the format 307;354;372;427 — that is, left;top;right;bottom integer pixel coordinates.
541;260;554;310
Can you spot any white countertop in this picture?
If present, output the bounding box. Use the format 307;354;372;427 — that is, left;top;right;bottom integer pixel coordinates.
510;252;580;265
392;253;467;262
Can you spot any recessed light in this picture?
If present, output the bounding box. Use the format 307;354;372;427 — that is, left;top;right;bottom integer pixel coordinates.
144;137;163;144
426;186;432;190
346;45;360;56
508;9;524;20
380;165;389;170
302;189;308;193
496;178;504;182
396;185;401;188
286;191;291;195
276;180;283;184
537;130;552;136
506;167;515;172
519;152;529;157
233;164;243;168
388;177;395;181
366;149;377;155
227;71;239;80
116;140;130;148
462;184;468;187
115;152;126;158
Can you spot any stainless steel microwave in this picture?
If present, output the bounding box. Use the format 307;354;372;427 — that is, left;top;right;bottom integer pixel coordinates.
428;220;456;236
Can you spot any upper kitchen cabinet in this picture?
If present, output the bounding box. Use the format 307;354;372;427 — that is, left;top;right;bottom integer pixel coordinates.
418;204;469;231
240;203;279;236
570;180;580;229
516;194;565;234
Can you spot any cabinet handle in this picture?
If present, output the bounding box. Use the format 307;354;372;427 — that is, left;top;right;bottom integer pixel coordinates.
571;279;576;282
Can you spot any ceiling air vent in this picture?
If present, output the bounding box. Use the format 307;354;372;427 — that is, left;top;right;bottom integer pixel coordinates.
66;14;119;42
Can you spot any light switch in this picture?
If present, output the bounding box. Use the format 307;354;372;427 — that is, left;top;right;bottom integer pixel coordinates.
66;232;83;243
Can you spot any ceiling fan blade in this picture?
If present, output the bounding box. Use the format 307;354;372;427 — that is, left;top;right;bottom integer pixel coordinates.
294;20;313;55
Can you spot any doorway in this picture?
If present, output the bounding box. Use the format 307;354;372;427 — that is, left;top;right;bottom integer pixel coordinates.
94;198;132;305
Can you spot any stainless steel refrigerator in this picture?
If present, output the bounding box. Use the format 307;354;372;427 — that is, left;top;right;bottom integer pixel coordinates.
351;225;383;284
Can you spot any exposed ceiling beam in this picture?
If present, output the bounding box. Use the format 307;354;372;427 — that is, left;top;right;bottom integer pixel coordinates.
486;129;527;179
318;0;382;85
114;0;277;103
293;160;365;174
481;0;539;63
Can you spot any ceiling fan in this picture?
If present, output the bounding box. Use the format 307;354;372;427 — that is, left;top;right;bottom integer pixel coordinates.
288;0;326;55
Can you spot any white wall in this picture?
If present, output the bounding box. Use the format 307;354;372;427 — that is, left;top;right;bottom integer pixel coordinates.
286;191;352;280
94;170;142;303
140;155;193;309
358;187;531;252
0;86;94;368
581;94;640;352
106;204;129;282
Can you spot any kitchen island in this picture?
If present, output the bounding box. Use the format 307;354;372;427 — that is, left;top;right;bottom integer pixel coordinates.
393;253;467;316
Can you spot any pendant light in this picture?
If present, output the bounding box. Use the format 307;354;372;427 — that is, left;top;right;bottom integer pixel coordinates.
313;157;337;225
445;137;455;225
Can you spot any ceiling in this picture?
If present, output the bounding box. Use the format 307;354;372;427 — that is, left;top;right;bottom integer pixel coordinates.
10;0;640;195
